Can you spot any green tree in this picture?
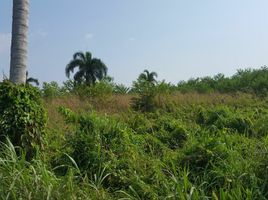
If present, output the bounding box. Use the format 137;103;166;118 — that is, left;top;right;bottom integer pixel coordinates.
131;70;158;112
138;70;158;85
9;0;30;84
65;51;108;86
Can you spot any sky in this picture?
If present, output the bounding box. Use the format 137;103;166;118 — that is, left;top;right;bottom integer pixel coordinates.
1;0;268;86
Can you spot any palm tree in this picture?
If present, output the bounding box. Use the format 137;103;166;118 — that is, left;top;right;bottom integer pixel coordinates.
66;51;108;86
9;0;30;84
138;70;158;84
114;84;130;94
26;71;39;86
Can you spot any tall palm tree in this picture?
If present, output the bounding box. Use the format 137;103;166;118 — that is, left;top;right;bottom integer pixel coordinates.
138;69;158;84
66;51;108;86
9;0;30;84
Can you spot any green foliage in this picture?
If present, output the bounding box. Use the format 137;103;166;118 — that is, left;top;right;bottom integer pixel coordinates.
66;51;108;86
177;66;268;96
114;84;130;94
138;70;158;84
4;77;268;199
87;81;113;98
0;139;112;200
42;79;114;99
131;71;178;112
155;80;177;94
52;102;268;199
131;75;158;112
131;92;156;112
181;138;229;175
196;106;255;136
0;81;47;158
74;81;113;101
153;116;188;149
42;81;63;98
62;79;76;93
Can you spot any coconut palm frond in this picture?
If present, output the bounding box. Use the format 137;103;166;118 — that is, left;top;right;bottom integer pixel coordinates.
73;70;85;84
73;52;85;60
139;69;158;84
66;59;84;78
25;71;39;86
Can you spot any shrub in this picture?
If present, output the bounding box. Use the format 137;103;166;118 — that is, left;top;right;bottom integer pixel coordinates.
89;81;113;98
131;82;157;112
124;112;154;134
196;106;254;135
0;81;47;158
62;79;75;93
42;81;63;98
153;116;188;149
74;81;113;100
196;106;231;126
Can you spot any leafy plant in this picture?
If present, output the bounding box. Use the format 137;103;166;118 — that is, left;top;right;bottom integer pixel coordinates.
0;81;47;158
131;80;157;112
114;84;130;94
42;81;63;98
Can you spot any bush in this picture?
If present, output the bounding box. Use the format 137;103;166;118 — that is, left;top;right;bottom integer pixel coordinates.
131;81;157;112
153;116;188;149
0;81;47;158
42;81;63;98
74;81;113;100
196;106;254;135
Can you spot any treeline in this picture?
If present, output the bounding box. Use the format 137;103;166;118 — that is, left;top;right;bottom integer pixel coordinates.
39;66;268;98
177;66;268;96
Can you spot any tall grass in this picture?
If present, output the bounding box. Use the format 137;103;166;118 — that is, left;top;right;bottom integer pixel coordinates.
0;139;113;200
2;92;268;199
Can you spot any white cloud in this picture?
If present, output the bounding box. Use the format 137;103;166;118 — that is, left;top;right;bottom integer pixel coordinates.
0;33;11;55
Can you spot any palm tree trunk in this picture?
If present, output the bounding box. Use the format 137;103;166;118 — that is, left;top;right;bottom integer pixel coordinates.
9;0;29;84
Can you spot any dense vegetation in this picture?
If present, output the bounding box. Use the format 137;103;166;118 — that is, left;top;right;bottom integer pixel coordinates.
177;66;268;96
39;66;268;99
1;66;268;199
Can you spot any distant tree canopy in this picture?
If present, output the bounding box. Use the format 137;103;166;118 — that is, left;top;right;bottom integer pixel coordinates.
44;65;268;97
66;51;107;86
177;66;268;96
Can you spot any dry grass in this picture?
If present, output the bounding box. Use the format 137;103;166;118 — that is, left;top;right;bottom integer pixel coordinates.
44;92;257;122
44;94;133;133
170;92;256;106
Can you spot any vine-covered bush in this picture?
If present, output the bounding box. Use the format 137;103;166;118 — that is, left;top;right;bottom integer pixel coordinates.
0;81;47;157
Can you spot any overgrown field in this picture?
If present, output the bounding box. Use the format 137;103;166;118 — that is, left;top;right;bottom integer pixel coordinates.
1;90;268;199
